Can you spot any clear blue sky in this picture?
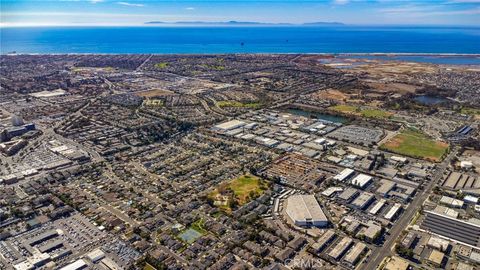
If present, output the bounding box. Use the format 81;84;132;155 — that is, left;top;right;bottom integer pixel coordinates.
1;0;479;26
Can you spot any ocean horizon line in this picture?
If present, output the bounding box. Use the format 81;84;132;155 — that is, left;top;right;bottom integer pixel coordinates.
3;53;480;56
1;24;480;28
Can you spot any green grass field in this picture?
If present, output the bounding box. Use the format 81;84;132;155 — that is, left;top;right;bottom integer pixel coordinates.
460;107;480;119
380;128;449;162
229;175;267;204
330;104;359;113
209;175;268;212
154;62;169;69
190;219;208;235
361;109;393;119
329;105;392;119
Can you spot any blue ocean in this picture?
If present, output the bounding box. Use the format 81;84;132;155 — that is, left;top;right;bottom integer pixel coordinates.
1;26;480;55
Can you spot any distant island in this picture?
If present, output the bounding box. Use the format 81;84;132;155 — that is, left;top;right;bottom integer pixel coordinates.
144;20;345;26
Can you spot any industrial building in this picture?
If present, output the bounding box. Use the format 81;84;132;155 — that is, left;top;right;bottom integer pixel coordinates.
433;205;459;218
310;230;336;253
285;195;328;227
421;210;480;247
350;174;373;189
344;242;367;265
428;250;445;268
384;203;402;221
86;248;105;263
351;192;375;210
212;119;246;131
321;187;343;197
440;195;464;208
338;188;359;203
369;199;386;216
442;171;479;190
59;259;88;270
12;252;51;270
363;221;382;242
328;237;353;260
333;168;355;182
376;179;396;197
464;195;479;204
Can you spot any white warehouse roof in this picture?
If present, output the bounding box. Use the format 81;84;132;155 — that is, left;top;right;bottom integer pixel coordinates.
334;168;355;182
59;259;87;270
213;119;245;131
351;174;372;188
285;195;328;227
86;248;105;263
384;203;402;220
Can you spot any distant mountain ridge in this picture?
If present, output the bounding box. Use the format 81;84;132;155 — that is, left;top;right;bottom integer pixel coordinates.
302;22;344;26
144;20;345;26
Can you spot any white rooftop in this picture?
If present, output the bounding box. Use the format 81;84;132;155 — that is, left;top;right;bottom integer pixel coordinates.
213;119;245;131
286;195;328;225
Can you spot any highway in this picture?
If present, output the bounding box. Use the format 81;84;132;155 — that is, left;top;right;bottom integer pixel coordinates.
364;149;457;270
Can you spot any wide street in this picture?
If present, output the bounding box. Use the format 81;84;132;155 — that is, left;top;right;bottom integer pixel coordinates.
364;149;458;269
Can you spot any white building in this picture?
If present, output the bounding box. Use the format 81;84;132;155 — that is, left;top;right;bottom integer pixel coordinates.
384;203;402;221
285;195;328;227
59;259;87;270
212;119;246;131
334;168;355;182
440;196;464;208
351;174;372;189
461;161;473;169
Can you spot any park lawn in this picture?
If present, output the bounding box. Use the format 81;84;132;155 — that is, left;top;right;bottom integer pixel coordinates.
209;175;268;212
154;62;169;69
190;219;208;235
217;101;262;109
460;107;480;119
330;105;392;119
229;175;267;205
361;109;393;119
201;64;225;71
380;129;449;162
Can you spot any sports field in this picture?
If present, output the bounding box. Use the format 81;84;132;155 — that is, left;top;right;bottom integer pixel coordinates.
380;128;449;162
178;228;203;244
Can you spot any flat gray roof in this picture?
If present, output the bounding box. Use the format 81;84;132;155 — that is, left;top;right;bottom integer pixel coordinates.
286;195;328;223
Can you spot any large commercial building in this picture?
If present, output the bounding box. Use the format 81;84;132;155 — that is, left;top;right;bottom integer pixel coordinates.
285;195;328;227
351;192;375;210
334;168;355;182
421;210;480;247
350;174;373;189
212;119;246;131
